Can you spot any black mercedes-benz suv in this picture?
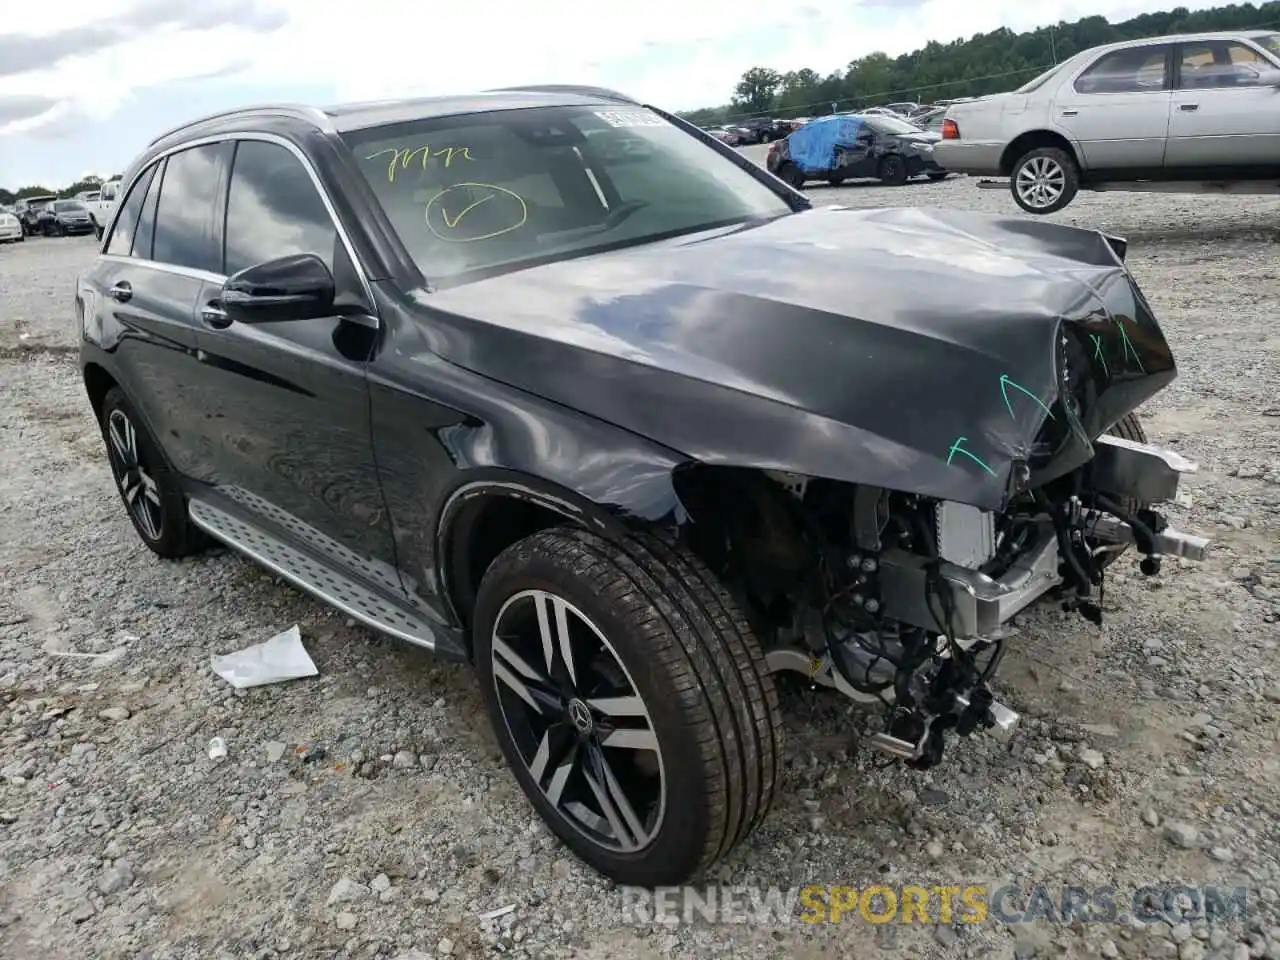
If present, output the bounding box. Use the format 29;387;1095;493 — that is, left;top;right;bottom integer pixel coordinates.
77;85;1210;887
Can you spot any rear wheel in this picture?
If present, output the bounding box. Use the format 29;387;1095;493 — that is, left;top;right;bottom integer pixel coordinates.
1010;146;1079;214
473;527;782;887
99;387;207;559
878;154;908;186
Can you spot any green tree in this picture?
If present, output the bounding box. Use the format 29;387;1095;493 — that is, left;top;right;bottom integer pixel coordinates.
690;2;1280;123
732;67;783;115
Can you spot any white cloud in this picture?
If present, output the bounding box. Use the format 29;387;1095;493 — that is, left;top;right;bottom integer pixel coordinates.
0;0;1245;136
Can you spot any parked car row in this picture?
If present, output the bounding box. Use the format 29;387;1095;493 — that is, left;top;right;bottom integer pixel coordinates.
2;195;106;240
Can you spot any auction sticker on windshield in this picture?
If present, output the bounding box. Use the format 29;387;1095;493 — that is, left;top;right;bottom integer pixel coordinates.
594;109;667;128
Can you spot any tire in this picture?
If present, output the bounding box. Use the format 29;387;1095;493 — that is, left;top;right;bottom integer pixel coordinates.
828;175;846;187
473;527;782;887
779;163;805;189
1010;146;1079;215
98;386;207;559
877;154;908;185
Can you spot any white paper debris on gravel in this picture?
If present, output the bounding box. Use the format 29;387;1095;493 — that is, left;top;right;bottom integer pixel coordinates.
210;624;318;689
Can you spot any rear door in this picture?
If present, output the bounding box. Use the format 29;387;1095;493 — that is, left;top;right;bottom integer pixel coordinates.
1052;43;1174;170
1165;38;1280;167
80;155;215;481
188;136;399;590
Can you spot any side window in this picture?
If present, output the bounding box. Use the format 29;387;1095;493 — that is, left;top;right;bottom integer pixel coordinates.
223;139;338;277
1179;41;1272;89
104;165;157;256
1074;46;1170;94
152;143;224;273
132;159;165;261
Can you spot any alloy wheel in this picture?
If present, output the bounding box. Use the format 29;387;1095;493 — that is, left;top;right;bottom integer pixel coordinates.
490;589;665;854
1016;156;1065;210
105;408;164;541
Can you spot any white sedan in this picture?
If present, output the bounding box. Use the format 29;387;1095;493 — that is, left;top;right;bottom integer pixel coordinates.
0;210;24;242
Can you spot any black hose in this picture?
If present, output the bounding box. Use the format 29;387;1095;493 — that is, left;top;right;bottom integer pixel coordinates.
1093;492;1158;555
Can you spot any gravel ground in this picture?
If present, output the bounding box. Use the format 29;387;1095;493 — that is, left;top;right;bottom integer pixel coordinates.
1;159;1279;960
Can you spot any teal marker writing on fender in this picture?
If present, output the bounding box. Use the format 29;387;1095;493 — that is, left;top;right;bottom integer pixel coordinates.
999;373;1056;421
1115;318;1144;372
1090;333;1109;377
946;436;997;477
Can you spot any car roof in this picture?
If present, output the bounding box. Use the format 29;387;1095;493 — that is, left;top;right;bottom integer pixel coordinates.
1081;28;1277;56
147;85;645;148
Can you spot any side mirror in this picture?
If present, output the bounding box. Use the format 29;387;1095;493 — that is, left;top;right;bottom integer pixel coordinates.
1259;67;1280;87
221;253;335;325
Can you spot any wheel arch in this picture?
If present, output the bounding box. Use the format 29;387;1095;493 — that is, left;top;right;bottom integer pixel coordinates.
1000;129;1081;176
436;466;687;640
83;361;119;420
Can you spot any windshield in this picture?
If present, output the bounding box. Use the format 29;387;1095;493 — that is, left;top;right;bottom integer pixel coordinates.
341;105;792;285
866;116;923;135
1015;60;1071;93
53;200;84;212
1256;33;1280;59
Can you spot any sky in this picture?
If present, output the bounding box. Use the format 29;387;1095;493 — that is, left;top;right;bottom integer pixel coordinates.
0;0;1235;189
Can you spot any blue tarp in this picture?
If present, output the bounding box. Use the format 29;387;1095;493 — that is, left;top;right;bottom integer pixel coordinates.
786;115;866;173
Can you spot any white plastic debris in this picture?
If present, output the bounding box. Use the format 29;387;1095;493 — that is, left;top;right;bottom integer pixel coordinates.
210;624;318;689
208;737;228;761
478;904;517;921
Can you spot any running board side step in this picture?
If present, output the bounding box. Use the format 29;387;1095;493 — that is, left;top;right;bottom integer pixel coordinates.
188;498;467;661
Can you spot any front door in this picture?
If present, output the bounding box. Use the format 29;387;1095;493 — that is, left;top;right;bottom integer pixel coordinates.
1165;38;1280;167
1053;43;1174;171
187;136;400;591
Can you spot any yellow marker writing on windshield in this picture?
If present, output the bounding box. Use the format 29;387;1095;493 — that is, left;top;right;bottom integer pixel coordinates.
425;183;527;243
366;145;474;182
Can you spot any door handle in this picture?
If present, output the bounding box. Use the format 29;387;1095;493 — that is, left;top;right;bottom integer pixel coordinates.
1061;109;1078;116
200;301;232;329
107;281;132;303
1180;103;1199;111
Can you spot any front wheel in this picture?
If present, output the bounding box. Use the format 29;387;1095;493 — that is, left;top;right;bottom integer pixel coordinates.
778;162;805;189
474;527;782;887
877;154;908;185
1010;146;1080;214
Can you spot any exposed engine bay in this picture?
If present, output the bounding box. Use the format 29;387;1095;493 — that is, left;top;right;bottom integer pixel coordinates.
677;424;1211;770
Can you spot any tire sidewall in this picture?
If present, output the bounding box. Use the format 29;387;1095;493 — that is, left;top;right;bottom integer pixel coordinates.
1010;147;1079;215
473;538;714;885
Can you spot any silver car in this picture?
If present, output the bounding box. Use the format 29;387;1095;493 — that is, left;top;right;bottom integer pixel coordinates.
934;30;1280;213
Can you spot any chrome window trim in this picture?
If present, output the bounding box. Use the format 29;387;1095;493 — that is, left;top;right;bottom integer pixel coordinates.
1069;43;1175;97
102;130;377;316
98;254;224;285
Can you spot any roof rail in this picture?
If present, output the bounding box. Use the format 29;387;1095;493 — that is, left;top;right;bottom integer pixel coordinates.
485;84;638;104
147;103;333;147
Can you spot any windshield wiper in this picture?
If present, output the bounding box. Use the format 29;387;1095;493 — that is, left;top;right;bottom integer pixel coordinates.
536;200;649;244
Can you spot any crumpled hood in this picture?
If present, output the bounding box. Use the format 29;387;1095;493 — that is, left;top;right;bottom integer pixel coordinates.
418;206;1175;511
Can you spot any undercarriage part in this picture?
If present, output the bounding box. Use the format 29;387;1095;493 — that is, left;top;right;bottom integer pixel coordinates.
935;500;996;570
706;433;1210;776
